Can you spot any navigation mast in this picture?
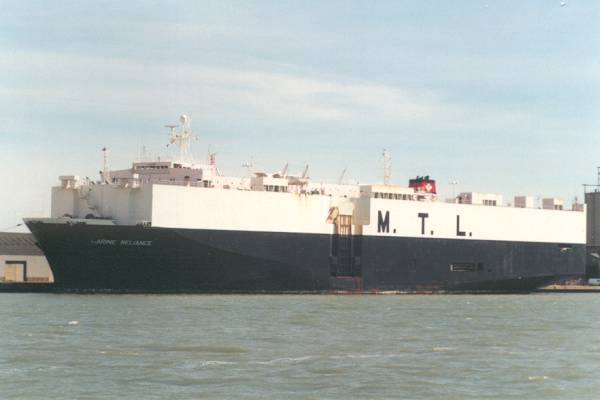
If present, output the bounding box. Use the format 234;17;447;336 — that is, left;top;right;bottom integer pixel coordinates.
383;149;391;185
101;147;110;183
166;114;194;163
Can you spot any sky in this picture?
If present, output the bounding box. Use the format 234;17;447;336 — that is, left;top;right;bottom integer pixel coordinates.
1;0;599;231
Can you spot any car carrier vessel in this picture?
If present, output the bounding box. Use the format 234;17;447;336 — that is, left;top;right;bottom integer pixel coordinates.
25;115;586;292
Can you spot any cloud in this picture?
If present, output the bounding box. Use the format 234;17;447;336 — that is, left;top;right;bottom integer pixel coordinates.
1;48;537;136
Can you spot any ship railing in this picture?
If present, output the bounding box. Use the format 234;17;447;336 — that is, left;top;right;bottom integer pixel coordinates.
147;179;204;187
584;184;600;194
109;178;585;211
147;179;248;190
123;178;206;188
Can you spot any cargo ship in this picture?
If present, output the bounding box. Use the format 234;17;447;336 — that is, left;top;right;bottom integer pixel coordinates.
25;115;586;293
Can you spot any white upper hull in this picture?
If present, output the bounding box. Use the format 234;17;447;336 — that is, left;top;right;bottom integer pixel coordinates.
50;181;585;244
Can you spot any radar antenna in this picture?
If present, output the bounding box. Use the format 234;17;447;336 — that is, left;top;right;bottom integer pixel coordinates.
165;124;178;140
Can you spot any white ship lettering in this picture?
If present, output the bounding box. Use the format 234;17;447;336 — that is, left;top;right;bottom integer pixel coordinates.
91;239;116;245
91;239;152;246
120;240;152;246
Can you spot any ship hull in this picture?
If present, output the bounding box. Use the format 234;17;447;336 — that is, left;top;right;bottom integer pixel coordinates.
25;220;585;293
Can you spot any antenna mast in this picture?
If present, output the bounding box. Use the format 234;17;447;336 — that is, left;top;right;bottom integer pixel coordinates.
102;147;109;183
383;149;391;185
449;180;459;198
338;167;347;185
242;158;254;177
166;114;194;163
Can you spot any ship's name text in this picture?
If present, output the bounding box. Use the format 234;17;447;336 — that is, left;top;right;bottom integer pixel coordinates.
91;239;152;246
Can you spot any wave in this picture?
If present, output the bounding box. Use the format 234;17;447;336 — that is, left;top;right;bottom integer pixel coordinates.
200;360;238;367
250;356;313;365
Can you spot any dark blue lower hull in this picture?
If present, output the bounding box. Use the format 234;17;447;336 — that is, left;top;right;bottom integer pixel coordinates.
25;221;585;293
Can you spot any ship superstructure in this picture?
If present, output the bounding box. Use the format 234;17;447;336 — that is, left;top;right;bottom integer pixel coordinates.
25;115;586;292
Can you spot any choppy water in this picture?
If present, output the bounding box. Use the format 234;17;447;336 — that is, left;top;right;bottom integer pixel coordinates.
1;294;599;399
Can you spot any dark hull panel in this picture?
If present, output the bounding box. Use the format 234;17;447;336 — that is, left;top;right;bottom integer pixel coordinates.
25;221;585;293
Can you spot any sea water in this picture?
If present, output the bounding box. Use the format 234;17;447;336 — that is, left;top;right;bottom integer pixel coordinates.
1;294;599;399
